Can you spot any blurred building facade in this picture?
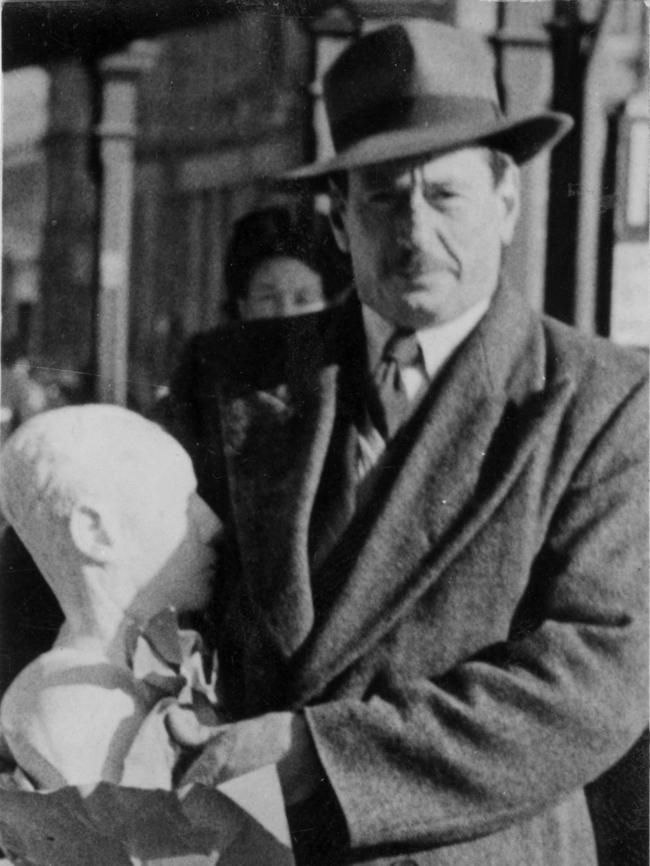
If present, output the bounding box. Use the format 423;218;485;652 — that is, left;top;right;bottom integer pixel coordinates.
2;0;647;413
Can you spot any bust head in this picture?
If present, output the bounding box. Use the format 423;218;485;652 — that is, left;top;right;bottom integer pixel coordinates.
0;405;220;629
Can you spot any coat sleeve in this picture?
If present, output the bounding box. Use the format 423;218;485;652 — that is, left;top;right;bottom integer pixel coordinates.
305;374;649;851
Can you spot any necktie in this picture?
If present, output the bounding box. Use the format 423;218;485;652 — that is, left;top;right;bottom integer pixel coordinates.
372;329;422;439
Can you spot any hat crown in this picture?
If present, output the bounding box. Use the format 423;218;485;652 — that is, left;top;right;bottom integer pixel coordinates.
283;19;573;180
324;20;500;141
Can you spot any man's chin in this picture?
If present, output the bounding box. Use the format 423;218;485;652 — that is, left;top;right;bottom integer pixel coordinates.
393;288;451;328
395;270;452;291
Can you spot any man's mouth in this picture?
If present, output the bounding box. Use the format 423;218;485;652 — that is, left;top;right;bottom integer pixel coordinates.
392;253;452;280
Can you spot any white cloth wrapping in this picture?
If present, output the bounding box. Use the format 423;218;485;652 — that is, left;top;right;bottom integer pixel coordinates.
0;610;294;865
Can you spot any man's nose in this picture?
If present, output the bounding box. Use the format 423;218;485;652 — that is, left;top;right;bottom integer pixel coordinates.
397;186;436;247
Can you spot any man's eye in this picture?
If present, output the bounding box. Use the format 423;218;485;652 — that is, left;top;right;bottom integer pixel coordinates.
423;186;458;202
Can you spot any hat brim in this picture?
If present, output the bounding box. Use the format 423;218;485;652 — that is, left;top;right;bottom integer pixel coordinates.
282;111;573;185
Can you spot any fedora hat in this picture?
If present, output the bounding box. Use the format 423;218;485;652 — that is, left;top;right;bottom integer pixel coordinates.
285;20;573;180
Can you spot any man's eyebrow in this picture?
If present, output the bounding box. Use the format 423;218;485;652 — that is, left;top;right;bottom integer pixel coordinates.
422;178;464;190
360;166;467;190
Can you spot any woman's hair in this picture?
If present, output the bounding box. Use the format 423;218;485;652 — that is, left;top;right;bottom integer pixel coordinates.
223;206;350;319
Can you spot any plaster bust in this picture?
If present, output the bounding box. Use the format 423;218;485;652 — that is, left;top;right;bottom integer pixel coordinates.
0;405;221;789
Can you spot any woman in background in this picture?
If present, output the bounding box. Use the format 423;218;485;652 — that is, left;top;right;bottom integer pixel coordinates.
154;206;352;524
222;206;349;321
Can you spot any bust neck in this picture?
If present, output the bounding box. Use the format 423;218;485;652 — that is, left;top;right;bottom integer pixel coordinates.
53;565;149;669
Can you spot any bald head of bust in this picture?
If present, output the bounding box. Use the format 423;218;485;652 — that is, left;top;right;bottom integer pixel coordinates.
0;405;220;629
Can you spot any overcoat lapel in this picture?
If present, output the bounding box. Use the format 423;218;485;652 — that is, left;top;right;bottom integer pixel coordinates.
290;285;573;703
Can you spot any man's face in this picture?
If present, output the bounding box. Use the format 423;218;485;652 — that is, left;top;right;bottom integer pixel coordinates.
331;147;519;329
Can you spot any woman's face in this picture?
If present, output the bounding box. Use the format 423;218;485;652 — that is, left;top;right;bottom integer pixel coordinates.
238;256;326;320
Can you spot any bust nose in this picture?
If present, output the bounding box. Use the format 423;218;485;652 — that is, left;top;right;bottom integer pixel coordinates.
190;494;222;544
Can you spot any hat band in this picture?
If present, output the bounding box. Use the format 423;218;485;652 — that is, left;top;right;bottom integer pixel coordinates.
331;95;501;154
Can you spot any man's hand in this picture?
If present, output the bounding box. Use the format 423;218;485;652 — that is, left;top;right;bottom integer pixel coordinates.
166;707;324;805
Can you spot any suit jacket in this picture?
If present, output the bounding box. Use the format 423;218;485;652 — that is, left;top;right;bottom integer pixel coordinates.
162;283;648;866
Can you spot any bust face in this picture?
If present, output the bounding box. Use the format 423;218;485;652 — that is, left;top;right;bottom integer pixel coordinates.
238;256;326;320
115;453;221;618
0;407;222;625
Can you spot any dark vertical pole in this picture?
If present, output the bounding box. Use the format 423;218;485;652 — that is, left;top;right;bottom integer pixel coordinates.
493;0;507;112
594;110;619;337
38;60;98;383
544;5;590;325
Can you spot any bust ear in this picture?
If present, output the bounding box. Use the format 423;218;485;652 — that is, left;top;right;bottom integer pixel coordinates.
68;502;118;563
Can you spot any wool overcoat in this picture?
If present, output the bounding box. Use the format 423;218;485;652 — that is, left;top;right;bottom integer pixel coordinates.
162;283;648;866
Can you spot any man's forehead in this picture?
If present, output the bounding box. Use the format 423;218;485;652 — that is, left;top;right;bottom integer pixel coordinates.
352;146;490;188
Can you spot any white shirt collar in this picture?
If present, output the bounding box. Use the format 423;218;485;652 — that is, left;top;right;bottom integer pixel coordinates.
363;296;492;381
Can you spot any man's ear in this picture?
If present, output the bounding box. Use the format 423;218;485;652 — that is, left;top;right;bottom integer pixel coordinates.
328;179;350;254
69;502;118;563
497;161;520;248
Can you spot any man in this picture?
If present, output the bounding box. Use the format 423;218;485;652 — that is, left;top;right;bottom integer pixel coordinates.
123;19;649;866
